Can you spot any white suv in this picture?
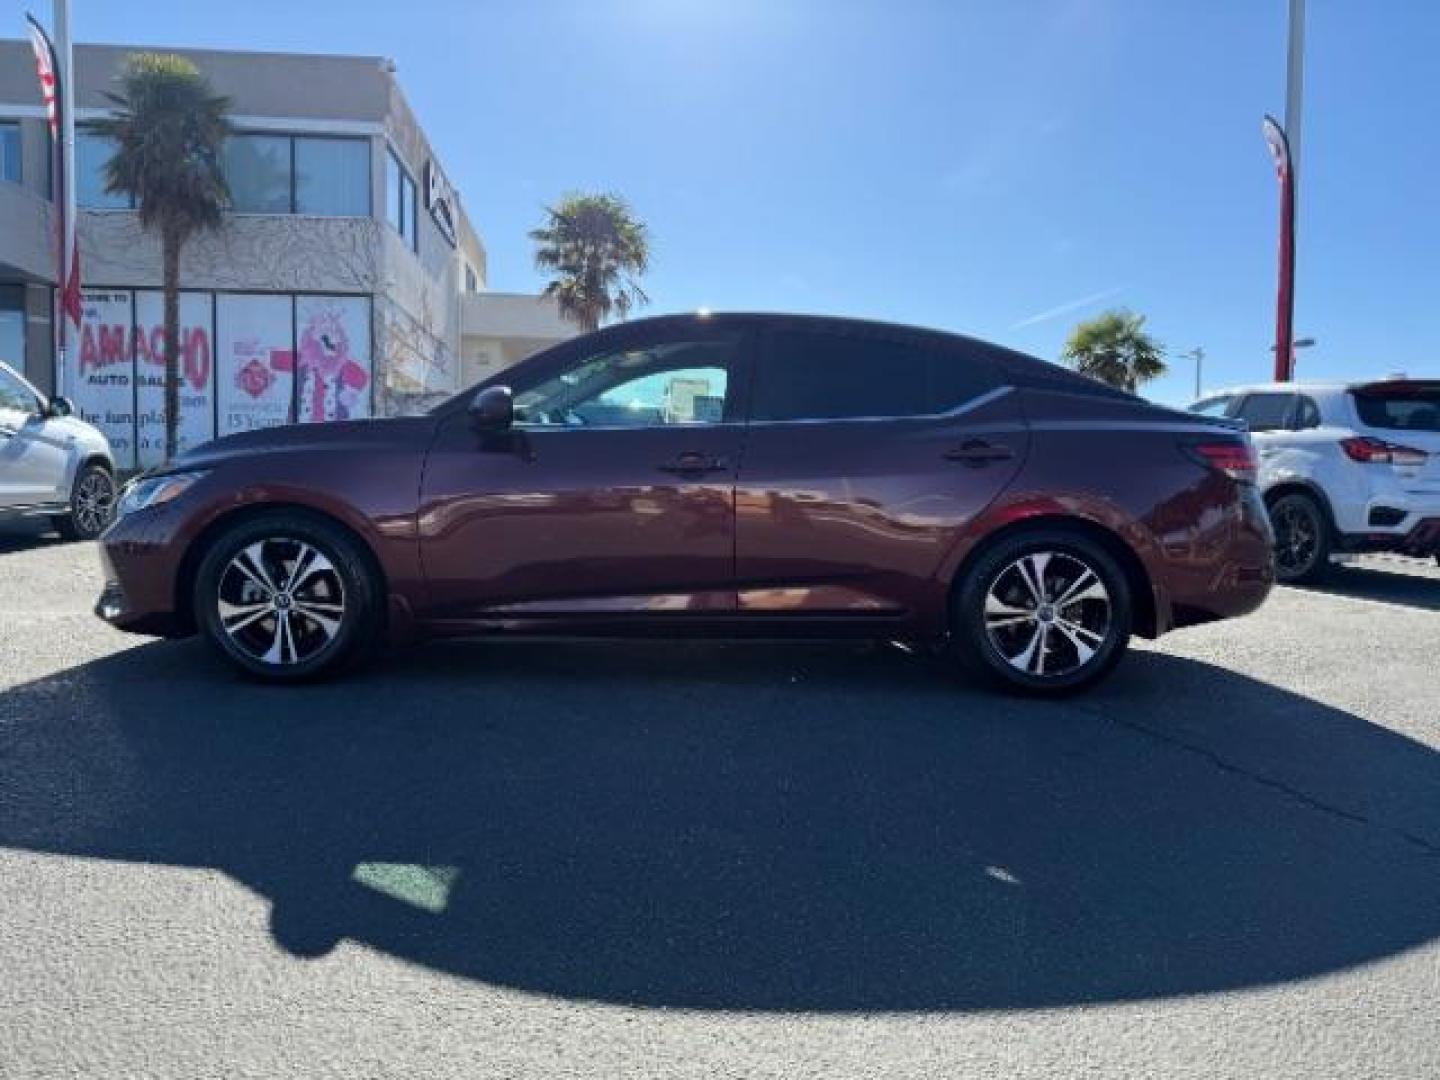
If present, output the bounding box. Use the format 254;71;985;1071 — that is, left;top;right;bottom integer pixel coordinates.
0;361;117;540
1188;380;1440;583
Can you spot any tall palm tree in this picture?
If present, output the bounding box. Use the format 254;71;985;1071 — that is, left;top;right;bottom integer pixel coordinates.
94;53;231;462
1061;309;1167;393
530;193;650;333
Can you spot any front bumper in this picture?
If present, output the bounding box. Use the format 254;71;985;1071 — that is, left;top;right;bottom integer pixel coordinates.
94;507;195;638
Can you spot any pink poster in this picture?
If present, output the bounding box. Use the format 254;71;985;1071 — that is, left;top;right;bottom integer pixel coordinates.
294;296;371;423
134;291;215;467
216;294;294;436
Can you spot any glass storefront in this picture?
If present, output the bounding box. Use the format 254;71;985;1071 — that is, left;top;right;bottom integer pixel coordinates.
64;288;373;469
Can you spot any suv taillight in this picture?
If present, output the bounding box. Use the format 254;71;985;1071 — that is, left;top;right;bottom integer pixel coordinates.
1340;436;1428;466
1184;440;1258;483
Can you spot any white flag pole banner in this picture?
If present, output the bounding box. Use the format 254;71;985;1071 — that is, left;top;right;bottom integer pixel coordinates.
71;289;136;470
216;293;294;436
295;295;372;423
134;291;215;467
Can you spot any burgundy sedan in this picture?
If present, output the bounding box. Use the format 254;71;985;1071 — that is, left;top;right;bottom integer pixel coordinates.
96;313;1273;693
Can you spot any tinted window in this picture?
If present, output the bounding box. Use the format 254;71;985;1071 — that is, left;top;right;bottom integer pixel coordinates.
753;330;993;422
386;150;418;251
0;123;19;184
225;134;292;212
1353;388;1440;433
515;339;738;428
1234;392;1296;432
1189;395;1233;417
1295;395;1322;429
294;137;369;216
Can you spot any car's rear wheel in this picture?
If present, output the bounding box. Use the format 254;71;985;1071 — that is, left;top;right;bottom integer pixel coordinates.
1268;491;1330;584
953;528;1132;695
194;511;380;682
52;462;116;541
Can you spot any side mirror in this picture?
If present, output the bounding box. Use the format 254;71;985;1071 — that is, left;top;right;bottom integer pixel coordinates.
468;385;514;433
47;395;73;418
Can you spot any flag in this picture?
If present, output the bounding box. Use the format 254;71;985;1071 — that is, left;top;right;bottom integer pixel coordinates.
27;14;82;331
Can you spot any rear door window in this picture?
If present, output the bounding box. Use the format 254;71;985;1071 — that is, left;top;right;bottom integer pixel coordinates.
752;329;997;422
1234;392;1297;432
1352;387;1440;433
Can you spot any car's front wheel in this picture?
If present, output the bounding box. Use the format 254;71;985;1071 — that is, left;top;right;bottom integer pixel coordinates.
53;462;116;541
953;528;1132;695
194;511;380;682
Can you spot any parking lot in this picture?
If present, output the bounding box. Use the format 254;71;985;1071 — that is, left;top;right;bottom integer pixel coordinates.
2;522;1439;1078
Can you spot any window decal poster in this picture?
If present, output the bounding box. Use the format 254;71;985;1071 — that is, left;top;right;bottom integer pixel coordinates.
217;294;294;435
295;295;371;423
71;289;136;469
135;291;215;468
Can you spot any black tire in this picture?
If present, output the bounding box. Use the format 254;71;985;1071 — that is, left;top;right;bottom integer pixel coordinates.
193;510;381;682
52;462;116;541
1268;491;1331;585
952;528;1133;695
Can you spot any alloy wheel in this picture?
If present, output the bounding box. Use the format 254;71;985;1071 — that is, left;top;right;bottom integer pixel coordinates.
74;469;116;537
1272;502;1319;578
216;537;347;667
983;551;1112;678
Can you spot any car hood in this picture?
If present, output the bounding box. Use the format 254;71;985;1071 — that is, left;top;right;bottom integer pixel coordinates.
173;416;437;470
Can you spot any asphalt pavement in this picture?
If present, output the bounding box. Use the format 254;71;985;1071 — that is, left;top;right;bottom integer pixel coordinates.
2;519;1439;1078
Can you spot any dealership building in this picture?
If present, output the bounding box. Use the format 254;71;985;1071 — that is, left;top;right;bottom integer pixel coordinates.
0;41;573;467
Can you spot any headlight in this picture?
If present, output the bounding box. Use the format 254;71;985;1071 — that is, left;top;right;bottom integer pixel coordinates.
115;470;209;518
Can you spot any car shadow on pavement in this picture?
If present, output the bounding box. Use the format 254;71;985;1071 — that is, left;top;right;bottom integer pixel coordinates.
1291;562;1440;613
3;638;1439;1012
0;520;66;554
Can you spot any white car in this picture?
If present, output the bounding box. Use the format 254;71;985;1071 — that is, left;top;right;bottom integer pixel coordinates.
1188;379;1440;582
0;361;117;540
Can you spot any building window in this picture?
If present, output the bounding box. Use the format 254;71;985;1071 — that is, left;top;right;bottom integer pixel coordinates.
0;123;20;185
224;133;291;212
221;132;369;216
464;262;479;293
76;129;131;208
295;136;370;216
386;149;418;252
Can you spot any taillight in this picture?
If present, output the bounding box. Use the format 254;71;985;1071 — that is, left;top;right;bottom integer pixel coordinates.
1340;436;1428;466
1184;440;1258;483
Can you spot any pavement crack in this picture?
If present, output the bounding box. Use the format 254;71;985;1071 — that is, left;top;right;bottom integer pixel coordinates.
1077;703;1440;858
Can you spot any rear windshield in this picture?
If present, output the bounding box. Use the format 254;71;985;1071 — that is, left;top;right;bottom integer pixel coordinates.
1352;387;1440;433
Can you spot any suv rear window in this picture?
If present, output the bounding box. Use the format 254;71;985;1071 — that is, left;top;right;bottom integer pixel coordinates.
1352;386;1440;433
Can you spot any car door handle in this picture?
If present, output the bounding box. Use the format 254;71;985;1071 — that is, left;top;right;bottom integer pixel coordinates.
658;452;730;476
944;439;1014;465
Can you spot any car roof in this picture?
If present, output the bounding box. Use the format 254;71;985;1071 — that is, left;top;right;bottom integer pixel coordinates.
1197;378;1440;401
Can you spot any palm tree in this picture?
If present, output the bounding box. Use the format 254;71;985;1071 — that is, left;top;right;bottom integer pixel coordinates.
1061;309;1167;393
530;193;650;333
94;53;231;462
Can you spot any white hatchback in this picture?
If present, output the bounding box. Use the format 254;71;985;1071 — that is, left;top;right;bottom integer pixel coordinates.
0;361;117;540
1189;379;1440;582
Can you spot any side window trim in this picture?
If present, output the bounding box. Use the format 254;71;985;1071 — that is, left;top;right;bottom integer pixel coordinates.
742;383;1015;427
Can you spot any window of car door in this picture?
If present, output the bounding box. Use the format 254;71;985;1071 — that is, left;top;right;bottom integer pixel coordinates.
750;328;999;422
0;365;41;420
512;338;739;429
1188;395;1234;418
1234;392;1297;433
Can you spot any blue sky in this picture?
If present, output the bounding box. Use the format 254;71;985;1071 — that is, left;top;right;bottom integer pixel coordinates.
14;0;1440;404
